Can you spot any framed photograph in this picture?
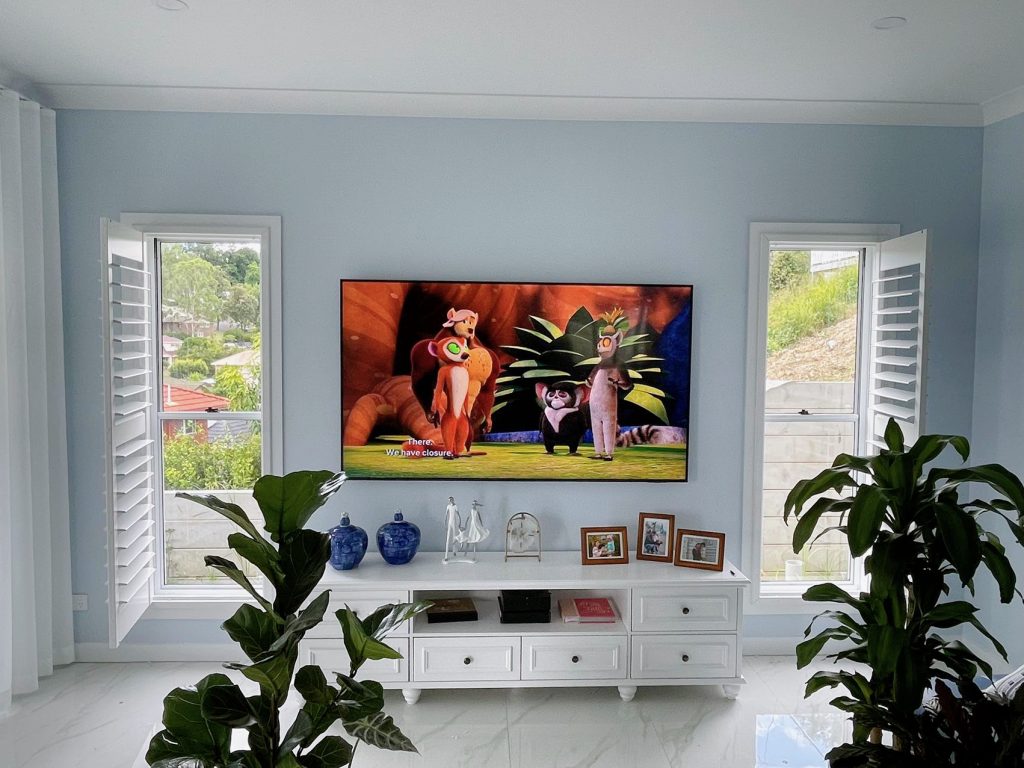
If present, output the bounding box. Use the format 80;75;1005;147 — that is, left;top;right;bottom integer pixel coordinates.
674;529;726;571
341;279;693;482
636;512;675;563
580;526;630;565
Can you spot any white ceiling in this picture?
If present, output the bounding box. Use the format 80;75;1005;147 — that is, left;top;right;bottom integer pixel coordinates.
2;0;1023;124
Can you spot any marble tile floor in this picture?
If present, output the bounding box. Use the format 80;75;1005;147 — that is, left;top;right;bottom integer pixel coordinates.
0;657;852;768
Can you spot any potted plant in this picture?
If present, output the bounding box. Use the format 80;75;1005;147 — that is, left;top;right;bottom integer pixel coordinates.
784;419;1024;765
146;470;430;768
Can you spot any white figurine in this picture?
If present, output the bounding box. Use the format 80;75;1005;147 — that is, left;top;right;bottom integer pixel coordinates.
442;496;462;564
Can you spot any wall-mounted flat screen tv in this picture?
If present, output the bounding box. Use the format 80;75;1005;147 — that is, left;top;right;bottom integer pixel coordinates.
341;280;692;481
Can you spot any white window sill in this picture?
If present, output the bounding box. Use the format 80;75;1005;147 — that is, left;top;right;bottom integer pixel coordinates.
746;583;859;616
145;597;254;621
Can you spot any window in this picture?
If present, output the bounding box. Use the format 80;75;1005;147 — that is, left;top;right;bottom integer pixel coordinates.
103;215;281;644
744;224;928;610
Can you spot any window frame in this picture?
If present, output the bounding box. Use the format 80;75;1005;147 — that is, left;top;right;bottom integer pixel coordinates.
120;214;283;616
743;222;899;615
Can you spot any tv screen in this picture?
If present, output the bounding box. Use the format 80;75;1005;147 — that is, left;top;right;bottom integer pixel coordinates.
341;280;692;481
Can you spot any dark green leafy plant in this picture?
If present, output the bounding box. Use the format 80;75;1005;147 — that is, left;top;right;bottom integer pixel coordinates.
493;306;669;423
146;470;431;768
827;675;1024;767
784;419;1024;762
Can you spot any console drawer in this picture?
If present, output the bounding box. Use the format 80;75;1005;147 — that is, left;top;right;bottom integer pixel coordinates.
304;590;411;639
413;637;520;682
630;634;737;679
631;587;738;632
299;637;409;683
521;634;628;680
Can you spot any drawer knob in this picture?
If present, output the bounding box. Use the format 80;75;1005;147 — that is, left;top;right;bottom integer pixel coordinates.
681;606;691;615
463;656;473;665
681;654;690;663
571;655;580;664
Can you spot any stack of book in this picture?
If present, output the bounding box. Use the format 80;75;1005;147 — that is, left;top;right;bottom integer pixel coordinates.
498;589;551;623
558;597;618;623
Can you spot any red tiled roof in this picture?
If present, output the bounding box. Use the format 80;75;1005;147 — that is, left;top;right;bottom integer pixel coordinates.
162;385;230;412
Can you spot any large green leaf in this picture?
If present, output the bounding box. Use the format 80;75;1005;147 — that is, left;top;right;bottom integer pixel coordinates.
792;496;851;553
343;712;417;753
298;736;353;768
148;674;234;767
784;469;858;521
201;682;255;728
847;485;889;557
231;639;299;705
522;368;572;379
980;539;1017;603
564;306;595;335
279;710;315;757
529;315;563;339
274;531;331;617
934;503;982;583
514;326;551;345
930;464;1024;513
253;471;345;543
883;418;905;452
622;388;669;425
228;532;284;587
223;603;280;662
336;608;402;676
176;491;264;542
360;601;432;641
334;674;386;720
204;556;276;616
796;626;852;669
294;665;334;706
802;582;864;609
268;591;331;654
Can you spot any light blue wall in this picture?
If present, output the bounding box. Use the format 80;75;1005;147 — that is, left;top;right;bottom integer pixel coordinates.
973;111;1024;665
56;111;983;647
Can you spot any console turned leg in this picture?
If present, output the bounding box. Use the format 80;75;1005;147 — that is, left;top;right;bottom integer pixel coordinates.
617;685;638;703
402;688;422;705
722;684;742;700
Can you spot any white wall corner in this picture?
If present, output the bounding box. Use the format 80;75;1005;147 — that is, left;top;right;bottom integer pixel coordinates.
0;62;45;104
982;84;1024;126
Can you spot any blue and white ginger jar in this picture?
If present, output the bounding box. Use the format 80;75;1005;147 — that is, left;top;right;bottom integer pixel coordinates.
329;513;368;571
376;511;420;565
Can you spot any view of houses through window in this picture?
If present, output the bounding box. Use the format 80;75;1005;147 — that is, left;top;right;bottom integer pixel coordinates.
761;249;861;584
157;240;264;587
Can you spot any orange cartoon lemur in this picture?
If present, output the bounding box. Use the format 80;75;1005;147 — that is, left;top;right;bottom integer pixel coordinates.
428;335;473;458
410;308;500;439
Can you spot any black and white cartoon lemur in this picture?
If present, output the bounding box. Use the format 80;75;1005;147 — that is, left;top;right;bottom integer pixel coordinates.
535;381;589;455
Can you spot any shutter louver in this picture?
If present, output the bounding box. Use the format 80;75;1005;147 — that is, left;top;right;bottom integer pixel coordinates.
866;230;928;453
101;219;155;646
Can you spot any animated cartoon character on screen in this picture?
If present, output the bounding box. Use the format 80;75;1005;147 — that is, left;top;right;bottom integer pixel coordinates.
410;308;500;441
535;381;590;455
428;335;473;459
585;308;634;461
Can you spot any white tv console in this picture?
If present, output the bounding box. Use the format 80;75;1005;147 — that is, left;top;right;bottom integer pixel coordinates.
306;551;749;703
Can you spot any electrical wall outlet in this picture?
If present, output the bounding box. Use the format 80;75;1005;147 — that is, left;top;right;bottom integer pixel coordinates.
72;594;88;612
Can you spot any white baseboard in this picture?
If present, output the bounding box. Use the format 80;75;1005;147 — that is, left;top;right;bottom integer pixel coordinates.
75;642;246;663
743;637;801;656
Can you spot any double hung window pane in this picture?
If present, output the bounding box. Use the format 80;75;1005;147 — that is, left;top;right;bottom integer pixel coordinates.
158;240;263;586
761;250;860;584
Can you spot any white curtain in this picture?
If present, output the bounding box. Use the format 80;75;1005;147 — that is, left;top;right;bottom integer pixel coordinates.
0;89;74;716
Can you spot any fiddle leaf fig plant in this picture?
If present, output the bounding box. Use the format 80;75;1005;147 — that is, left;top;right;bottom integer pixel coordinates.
784;419;1024;761
146;470;431;768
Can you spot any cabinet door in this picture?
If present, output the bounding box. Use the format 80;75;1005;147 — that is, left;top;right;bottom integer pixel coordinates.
299;638;410;683
413;637;521;682
630;634;737;679
631;587;738;632
521;635;628;680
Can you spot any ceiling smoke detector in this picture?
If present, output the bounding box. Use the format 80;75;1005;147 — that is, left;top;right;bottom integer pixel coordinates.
871;16;907;30
154;0;189;10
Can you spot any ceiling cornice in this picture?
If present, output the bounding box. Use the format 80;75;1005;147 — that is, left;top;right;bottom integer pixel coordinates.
37;83;990;127
982;84;1024;126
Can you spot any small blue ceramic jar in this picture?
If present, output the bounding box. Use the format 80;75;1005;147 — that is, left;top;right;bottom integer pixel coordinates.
329;513;368;571
376;511;420;565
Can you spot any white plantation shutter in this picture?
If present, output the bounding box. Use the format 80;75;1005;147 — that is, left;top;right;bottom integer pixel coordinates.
101;218;156;645
866;230;928;452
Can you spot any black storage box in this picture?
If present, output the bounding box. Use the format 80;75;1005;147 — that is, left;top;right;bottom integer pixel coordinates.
499;589;551;613
425;597;478;623
498;595;551;624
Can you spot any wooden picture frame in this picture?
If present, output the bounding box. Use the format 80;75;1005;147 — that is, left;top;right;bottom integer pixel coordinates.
580;526;630;565
674;529;726;571
636;512;675;563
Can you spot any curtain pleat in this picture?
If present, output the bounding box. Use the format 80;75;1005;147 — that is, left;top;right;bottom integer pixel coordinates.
0;90;74;716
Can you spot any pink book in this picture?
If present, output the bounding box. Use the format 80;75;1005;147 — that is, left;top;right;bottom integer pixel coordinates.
572;598;617;623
